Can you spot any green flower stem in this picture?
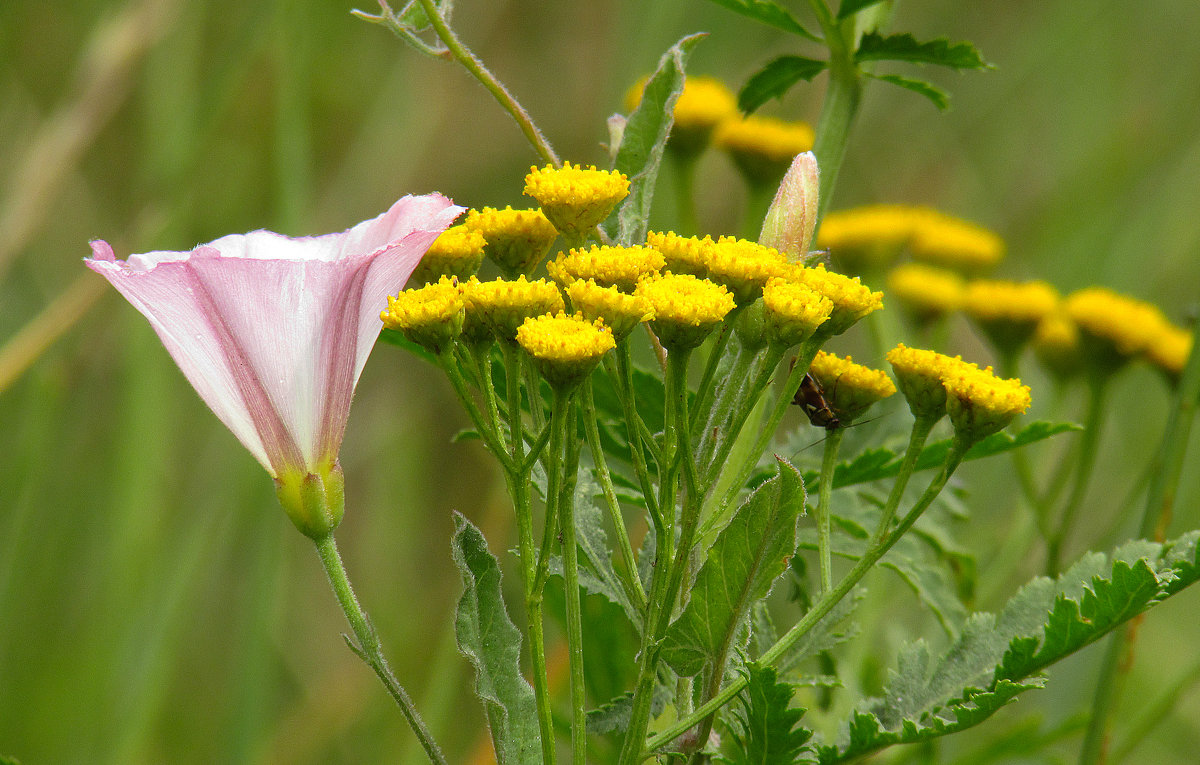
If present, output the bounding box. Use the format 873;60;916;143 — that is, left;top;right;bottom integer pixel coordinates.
581;378;648;608
438;349;515;473
607;347;662;524
875;413;939;538
1078;336;1200;765
645;441;968;756
806;0;863;223
313;533;447;765
523;354;548;432
815;428;846;594
670;151;700;236
413;0;559;167
1045;377;1109;576
477;344;504;437
702;345;786;487
694;336;760;474
691;308;745;437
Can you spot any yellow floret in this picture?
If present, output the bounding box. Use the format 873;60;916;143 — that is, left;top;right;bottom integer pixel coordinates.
942;364;1032;445
461;276;566;342
1064;286;1170;374
886;263;965;324
409;225;486;285
523;162;630;238
909;211;1005;272
1033;313;1084;381
886;343;975;421
517;312;615;390
463;207;558;276
714;115;815;186
1144;323;1194;381
761;277;834;348
808;351;897;424
963;279;1060;354
565;279;654;341
646;231;714;277
704;236;790;305
817;204;927;272
381;276;465;352
547;245;665;291
634;272;735;349
795;263;884;335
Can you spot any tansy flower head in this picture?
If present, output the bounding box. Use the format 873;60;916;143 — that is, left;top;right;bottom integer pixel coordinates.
886;343;973;421
1064;286;1169;376
705;236;790;305
517;312;616;391
625;74;738;157
762;276;834;348
942;364;1032;446
464;206;558;276
963;279;1060;355
817;204;925;273
634;272;735;350
524;162;630;239
714;115;815;188
381;276;464;354
1032;313;1084;382
565;279;654;341
796;263;884;336
807;351;897;425
547;244;664;291
461;275;565;343
1144;322;1194;384
887;263;965;326
646;230;714;278
909;211;1005;273
409;224;486;285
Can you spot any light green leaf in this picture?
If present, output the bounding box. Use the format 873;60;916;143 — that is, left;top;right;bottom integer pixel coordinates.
870;73;951;111
836;0;886;19
452;514;541;765
855;32;991;69
662;459;806;676
609;33;705;245
703;0;820;41
738;55;828;114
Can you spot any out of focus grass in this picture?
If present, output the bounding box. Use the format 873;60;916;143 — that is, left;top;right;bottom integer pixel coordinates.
1;1;1197;763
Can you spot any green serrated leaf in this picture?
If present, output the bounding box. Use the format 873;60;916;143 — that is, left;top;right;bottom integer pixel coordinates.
870;73;951;110
723;663;815;764
703;0;820;41
609;33;705;245
855;32;991;69
587;686;673;736
738;55;828;114
662;459;806;676
451;514;541;765
836;0;886;19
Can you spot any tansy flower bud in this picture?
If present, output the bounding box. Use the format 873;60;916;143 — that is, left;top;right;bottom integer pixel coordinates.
565;279;654;342
760;152;819;260
408;224;486;285
547;244;665;291
887;263;965;326
524;162;630;239
817;204;925;274
963;279;1059;356
807;351;897;425
461;276;565;344
909;211;1005;274
886;343;970;421
464;206;558;276
1064;286;1169;376
381;276;465;355
713;115;815;189
634;272;735;350
942;364;1032;446
795;263;884;336
516;312;616;391
625;74;738;157
762;276;834;348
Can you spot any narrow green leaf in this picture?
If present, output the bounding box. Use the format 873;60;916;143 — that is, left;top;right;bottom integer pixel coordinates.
836;0;886;19
451;514;541;765
723;663;815;765
855;32;991;69
870;73;951;111
703;0;820;41
376;327;438;365
738;55;828;114
609;33;705;245
662;459;806;676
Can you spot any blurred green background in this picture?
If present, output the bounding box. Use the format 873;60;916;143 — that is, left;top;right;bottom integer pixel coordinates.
1;1;1197;763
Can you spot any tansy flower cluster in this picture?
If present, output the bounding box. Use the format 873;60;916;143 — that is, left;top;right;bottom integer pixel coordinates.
818;204;1003;274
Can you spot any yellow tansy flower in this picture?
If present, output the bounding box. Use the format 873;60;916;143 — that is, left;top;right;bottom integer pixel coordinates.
1145;322;1194;383
886;263;965;325
646;231;713;278
761;277;834;348
807;351;897;425
523;162;630;239
886;343;974;421
714;114;815;188
1033;313;1084;382
942;364;1032;445
705;236;790;305
409;225;486;286
795;263;884;335
909;211;1005;273
625;74;738;156
461;276;565;343
517;312;616;390
634;272;735;350
817;204;926;273
546;245;665;291
963;279;1059;355
565;279;654;341
464;207;558;276
381;276;464;354
1063;286;1169;375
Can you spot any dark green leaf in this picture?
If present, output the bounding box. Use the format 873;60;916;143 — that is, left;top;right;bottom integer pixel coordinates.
451;514;541;765
376;326;438;365
609;34;705;245
662;459;806;676
703;0;820;41
738;55;828;114
836;0;886;19
870;73;951;111
723;663;815;764
856;32;991;69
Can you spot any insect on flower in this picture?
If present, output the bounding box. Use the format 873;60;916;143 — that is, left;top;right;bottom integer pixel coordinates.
793;372;841;430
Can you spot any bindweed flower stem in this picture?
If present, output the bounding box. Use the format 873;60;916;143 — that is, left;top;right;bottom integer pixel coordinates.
314;533;447;765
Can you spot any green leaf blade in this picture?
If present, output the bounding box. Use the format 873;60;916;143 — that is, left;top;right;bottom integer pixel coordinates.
855;32;991;69
703;0;820;41
738;55;828;114
836;0;886;19
870;73;950;111
724;663;816;764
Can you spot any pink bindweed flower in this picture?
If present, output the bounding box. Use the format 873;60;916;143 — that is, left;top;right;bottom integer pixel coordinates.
86;194;463;537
